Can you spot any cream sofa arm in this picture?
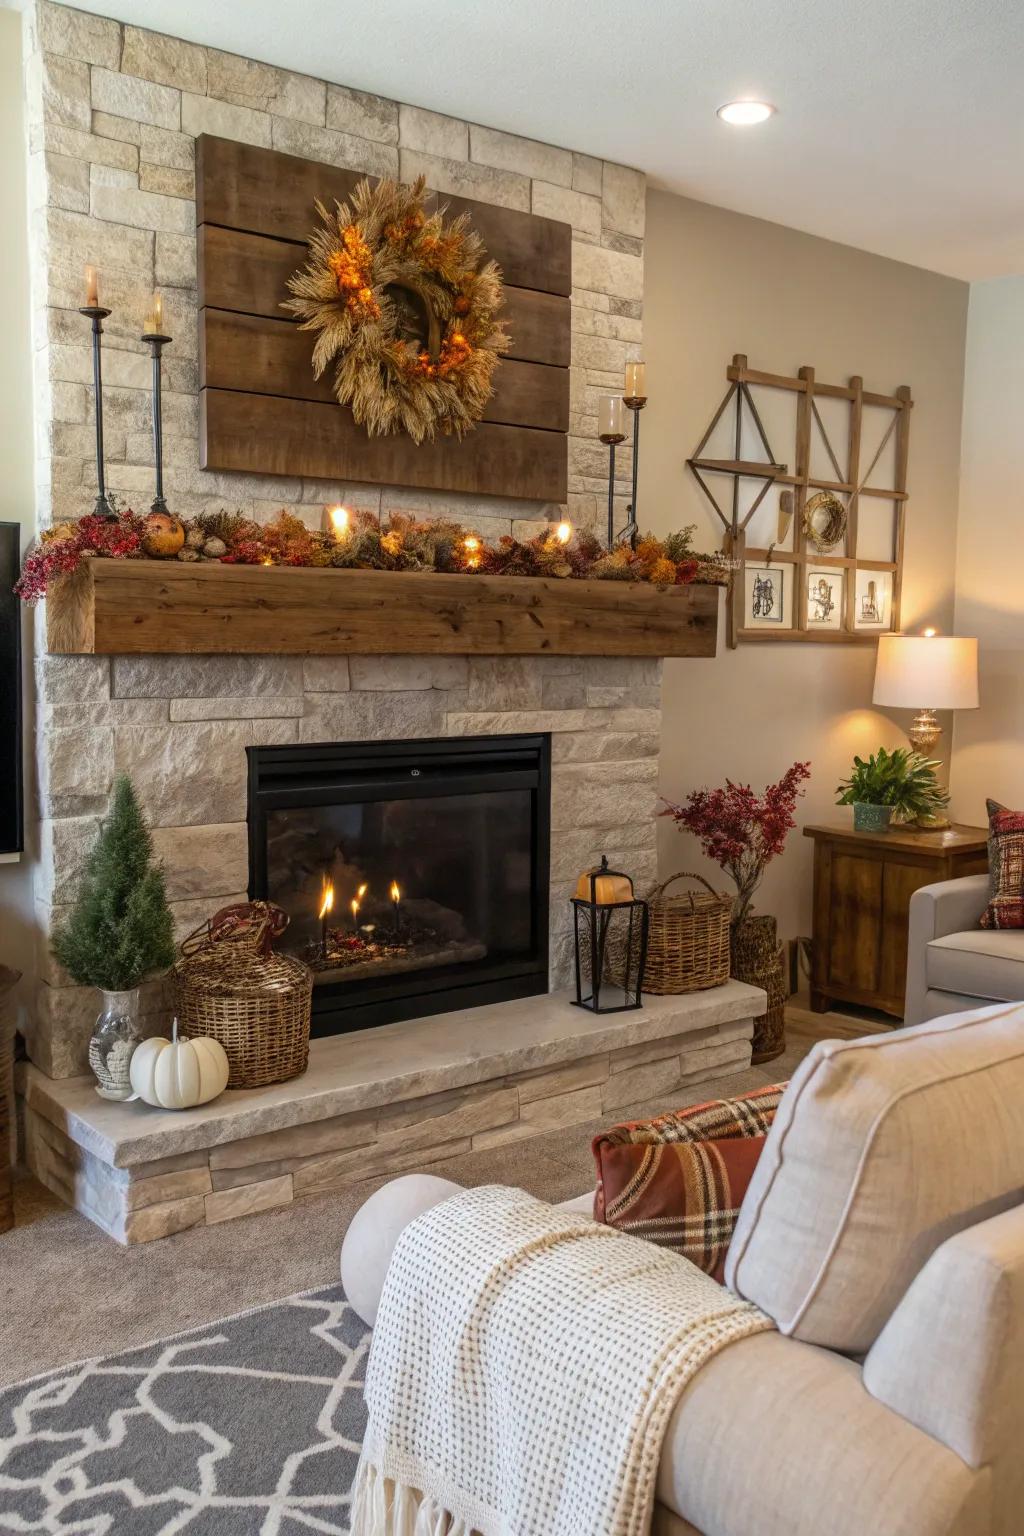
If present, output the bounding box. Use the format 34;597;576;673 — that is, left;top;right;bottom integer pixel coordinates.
905;874;990;1025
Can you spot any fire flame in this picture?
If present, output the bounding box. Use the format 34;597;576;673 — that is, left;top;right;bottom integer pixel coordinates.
390;880;401;902
555;521;572;545
328;505;351;537
357;883;368;900
318;880;334;920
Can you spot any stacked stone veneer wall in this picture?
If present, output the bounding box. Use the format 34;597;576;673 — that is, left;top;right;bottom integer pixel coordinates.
22;1004;753;1243
30;652;662;1078
23;2;653;1082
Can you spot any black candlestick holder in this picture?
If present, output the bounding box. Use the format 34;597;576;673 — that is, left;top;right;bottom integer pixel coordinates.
79;305;114;518
142;329;172;514
622;394;647;551
599;430;627;549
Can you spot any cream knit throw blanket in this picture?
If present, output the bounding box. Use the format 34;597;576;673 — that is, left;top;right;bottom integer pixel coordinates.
350;1184;773;1536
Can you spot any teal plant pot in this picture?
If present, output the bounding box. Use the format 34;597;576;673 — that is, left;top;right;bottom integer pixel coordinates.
853;803;892;833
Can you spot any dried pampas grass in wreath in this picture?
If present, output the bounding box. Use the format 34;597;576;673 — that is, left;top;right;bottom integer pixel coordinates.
283;176;510;445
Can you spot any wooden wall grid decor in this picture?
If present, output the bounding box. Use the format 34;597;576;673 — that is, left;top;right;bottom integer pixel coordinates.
44;560;721;660
686;354;913;646
196;136;571;503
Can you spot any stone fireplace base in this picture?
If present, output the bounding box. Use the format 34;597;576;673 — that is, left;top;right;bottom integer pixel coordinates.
19;981;764;1243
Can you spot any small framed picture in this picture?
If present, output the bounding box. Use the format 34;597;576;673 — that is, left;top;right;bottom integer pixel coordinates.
744;563;789;627
854;568;892;629
806;568;844;629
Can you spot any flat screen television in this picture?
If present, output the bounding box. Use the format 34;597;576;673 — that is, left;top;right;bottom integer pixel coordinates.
0;523;23;855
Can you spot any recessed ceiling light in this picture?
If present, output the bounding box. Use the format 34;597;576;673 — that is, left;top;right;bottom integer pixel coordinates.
717;100;776;126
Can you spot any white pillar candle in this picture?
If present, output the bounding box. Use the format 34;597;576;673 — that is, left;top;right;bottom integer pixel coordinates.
624;361;647;403
598;395;626;442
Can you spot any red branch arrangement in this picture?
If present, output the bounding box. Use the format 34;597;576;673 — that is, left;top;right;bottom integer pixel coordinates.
661;762;811;927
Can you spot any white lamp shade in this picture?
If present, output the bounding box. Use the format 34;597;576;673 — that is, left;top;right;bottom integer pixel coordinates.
873;634;979;711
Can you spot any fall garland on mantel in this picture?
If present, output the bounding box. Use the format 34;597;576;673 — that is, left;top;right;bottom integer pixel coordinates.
14;507;730;606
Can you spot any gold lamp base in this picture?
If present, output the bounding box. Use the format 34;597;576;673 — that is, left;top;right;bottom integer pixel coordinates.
909;708;942;754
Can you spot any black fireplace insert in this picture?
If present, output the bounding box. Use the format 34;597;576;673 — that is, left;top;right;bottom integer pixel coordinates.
247;734;551;1036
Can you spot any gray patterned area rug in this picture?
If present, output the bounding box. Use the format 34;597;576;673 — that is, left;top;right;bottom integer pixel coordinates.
0;1284;370;1534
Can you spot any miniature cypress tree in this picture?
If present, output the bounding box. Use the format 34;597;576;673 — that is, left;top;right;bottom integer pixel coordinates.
52;774;175;991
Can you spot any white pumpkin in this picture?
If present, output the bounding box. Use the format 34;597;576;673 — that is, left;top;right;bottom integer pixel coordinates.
129;1019;229;1110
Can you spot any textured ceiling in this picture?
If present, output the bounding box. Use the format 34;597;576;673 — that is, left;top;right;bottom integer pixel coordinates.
25;0;1024;279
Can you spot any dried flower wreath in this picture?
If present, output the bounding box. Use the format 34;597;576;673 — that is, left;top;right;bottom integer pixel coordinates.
283;176;509;444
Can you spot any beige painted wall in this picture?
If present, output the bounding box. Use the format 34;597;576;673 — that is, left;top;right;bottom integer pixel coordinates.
642;191;969;944
951;276;1024;821
0;7;37;1000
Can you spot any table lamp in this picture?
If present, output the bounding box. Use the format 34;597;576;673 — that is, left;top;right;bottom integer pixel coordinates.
872;631;979;755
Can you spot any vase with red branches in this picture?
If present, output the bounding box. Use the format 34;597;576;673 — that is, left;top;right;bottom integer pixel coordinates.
661;762;811;1063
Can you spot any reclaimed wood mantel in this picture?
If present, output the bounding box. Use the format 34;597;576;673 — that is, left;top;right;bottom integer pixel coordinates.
45;560;721;657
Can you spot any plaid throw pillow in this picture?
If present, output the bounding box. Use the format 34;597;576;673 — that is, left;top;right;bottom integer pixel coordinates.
982;799;1024;929
592;1083;786;1280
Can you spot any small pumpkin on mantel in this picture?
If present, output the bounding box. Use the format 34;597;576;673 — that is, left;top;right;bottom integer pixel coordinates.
129;1019;229;1110
141;511;185;559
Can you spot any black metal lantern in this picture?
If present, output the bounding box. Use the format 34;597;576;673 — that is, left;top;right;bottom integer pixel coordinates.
571;856;648;1013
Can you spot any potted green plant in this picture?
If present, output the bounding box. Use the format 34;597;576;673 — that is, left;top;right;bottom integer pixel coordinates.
52;774;175;1100
835;747;950;832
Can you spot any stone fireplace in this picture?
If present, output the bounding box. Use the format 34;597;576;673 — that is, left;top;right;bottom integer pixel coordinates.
28;649;664;1080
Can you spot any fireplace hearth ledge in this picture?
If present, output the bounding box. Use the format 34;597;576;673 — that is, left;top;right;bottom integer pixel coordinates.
19;981;766;1244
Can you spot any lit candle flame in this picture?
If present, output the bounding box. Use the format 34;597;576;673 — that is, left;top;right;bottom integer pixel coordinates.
350;898;360;923
390;880;401;903
328;505;350;537
318;880;334;920
555;521;572;545
357;883;368;900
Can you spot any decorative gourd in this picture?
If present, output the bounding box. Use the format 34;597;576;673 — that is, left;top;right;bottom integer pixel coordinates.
129;1019;229;1110
142;511;185;558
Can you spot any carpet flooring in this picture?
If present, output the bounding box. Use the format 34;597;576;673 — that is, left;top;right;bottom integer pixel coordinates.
0;1284;368;1534
3;1031;820;1388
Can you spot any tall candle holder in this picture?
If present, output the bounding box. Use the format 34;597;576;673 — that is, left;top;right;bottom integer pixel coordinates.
141;314;172;514
598;395;627;549
622;362;647;552
79;301;114;518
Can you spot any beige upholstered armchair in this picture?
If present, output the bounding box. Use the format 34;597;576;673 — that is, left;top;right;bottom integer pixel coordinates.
905;874;1024;1025
343;1003;1024;1536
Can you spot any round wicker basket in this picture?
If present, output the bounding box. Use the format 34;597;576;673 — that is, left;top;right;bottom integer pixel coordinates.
643;872;732;995
730;914;786;1064
174;909;313;1089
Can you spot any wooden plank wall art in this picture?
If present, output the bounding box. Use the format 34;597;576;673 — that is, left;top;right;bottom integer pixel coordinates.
687;354;912;646
196;136;571;503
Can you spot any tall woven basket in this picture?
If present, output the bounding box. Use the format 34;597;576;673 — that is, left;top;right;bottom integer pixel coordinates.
730;914;786;1065
643;873;732;994
0;966;20;1235
174;907;313;1089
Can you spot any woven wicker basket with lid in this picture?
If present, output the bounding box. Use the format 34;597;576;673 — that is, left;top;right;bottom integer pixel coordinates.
174;902;312;1089
642;872;732;995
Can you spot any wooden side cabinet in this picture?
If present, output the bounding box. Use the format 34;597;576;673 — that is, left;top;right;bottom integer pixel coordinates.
804;822;988;1019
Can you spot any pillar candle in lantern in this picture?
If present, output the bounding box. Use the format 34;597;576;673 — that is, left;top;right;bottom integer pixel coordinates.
598;395;626;444
84;265;99;308
144;290;163;335
624;361;647;404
